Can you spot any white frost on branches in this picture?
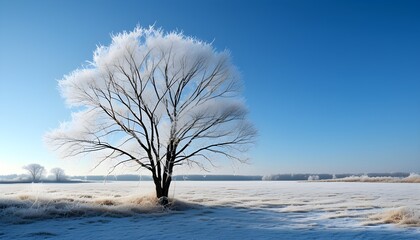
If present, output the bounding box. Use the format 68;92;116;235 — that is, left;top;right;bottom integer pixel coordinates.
45;26;256;198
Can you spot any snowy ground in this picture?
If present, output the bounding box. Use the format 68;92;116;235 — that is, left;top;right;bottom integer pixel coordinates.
0;181;419;239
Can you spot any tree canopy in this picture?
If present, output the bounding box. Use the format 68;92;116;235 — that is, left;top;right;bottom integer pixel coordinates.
46;26;256;200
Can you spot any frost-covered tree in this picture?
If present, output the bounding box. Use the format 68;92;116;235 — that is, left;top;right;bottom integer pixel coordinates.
23;163;45;182
50;167;66;182
46;26;256;204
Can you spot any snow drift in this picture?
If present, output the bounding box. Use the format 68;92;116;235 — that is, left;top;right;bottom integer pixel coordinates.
367;207;420;226
0;194;196;223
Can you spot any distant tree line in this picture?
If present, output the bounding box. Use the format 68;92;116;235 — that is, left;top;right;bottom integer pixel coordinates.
69;174;262;181
21;163;67;182
262;172;411;181
1;170;412;183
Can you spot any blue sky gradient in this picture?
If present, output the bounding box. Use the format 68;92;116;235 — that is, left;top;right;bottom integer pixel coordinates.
0;0;419;175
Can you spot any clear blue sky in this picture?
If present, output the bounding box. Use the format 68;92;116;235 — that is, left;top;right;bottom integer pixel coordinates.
0;0;419;175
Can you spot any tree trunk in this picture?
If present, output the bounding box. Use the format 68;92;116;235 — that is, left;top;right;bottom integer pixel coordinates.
153;175;171;206
162;176;172;197
154;140;176;206
153;177;163;198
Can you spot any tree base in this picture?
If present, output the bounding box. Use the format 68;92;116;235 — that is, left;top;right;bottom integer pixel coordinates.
158;196;169;207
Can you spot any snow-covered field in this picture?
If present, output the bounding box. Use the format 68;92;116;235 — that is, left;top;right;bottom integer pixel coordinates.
0;181;419;239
